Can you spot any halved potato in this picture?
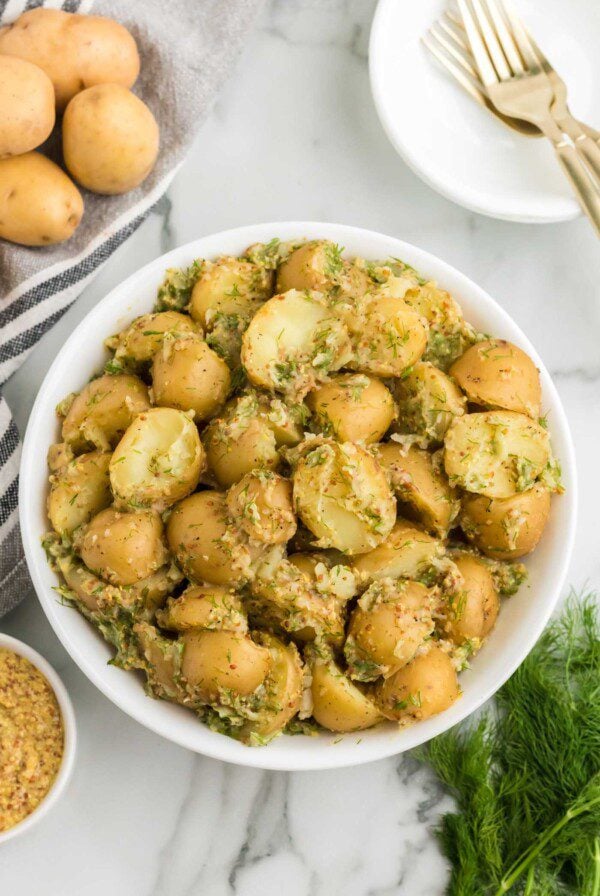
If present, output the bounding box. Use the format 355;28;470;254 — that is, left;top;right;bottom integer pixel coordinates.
351;520;442;585
307;374;395;443
375;442;458;535
47;450;111;535
309;651;383;732
393;362;466;444
443;553;499;645
156;584;248;634
242;634;304;741
134;622;187;703
62;374;150;452
76;507;167;587
189;256;273;327
460;484;551;559
403;282;476;370
444;410;550;498
276;240;370;297
241;289;352;397
109;311;199;368
182;630;271;701
110;407;205;511
292;440;396;554
376;645;460;722
450;339;541;418
226;471;296;544
345;579;435;681
151;334;231;423
345;295;428;378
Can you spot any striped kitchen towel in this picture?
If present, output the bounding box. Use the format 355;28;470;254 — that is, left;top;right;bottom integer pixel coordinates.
0;0;264;616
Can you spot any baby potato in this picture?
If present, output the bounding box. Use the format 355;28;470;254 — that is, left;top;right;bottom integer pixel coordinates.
156;584;248;634
345;579;435;681
309;652;383;732
111;312;200;369
450;339;541;418
47;442;75;473
375;442;459;535
0;152;83;247
63;84;159;195
393;362;466;444
403;282;475;371
110;408;205;511
0;56;55;158
444;553;499;645
444;410;550;498
181;630;271;701
151;334;231;423
307;374;395;443
243;634;304;741
241;289;352;397
276;240;370;297
460;484;551;559
189;256;273;328
346;295;428;378
134;622;187;704
0;8;140;110
226;471;297;544
62;374;150;452
76;507;167;587
351;520;442;585
203;395;280;489
47;450;111;536
167;491;265;587
292;441;396;554
376;645;460;722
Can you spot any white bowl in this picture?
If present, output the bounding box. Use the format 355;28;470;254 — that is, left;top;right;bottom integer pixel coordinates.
0;634;77;843
369;0;600;222
20;222;577;771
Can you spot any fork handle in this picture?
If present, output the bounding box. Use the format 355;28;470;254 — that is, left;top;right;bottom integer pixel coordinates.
551;140;600;237
553;111;600;182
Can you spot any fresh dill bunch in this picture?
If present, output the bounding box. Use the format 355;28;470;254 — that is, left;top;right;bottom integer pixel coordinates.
418;592;600;896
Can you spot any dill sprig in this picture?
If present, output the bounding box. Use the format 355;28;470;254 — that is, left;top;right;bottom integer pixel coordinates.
418;593;600;896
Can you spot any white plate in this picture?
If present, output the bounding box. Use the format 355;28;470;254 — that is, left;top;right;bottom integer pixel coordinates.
20;222;577;771
369;0;600;222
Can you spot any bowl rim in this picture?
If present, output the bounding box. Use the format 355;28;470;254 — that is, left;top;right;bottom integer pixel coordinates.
0;633;77;844
19;221;577;771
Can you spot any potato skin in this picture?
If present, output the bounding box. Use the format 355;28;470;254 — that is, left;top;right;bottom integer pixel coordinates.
181;630;271;701
346;295;428;378
276;240;370;297
47;450;111;536
376;646;460;722
310;655;382;732
460;484;551;559
77;507;167;586
112;312;200;368
450;339;541;418
444;553;499;644
151;335;231;423
61;374;150;452
0;8;140;110
0;56;55;158
63;84;159;194
203;399;280;489
226;471;297;545
189;257;273;327
351;520;441;585
307;374;395;444
0;152;83;246
393;361;466;444
156;584;247;634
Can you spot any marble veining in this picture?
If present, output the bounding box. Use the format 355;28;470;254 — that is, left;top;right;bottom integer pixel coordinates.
2;1;599;893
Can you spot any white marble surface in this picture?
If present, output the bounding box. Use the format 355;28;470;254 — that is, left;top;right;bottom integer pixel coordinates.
2;1;600;893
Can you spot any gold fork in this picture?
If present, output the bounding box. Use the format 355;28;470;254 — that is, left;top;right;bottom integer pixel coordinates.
457;0;600;235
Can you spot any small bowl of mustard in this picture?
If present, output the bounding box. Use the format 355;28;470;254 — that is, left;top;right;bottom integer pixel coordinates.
0;633;76;843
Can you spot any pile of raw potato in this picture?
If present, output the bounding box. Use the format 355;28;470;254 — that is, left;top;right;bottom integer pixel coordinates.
0;8;159;247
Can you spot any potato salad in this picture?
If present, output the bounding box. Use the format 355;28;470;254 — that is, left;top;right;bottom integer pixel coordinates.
43;239;563;745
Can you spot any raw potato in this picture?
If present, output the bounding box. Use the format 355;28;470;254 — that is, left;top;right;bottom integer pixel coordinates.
345;579;435;681
292;441;396;554
376;646;460;722
110;407;205;511
276;240;370;297
243;634;303;740
241;289;352;396
76;507;167;586
0;152;83;246
47;450;111;536
0;8;140;110
444;553;499;645
307;374;395;444
460;484;551;559
111;312;200;368
444;410;550;498
394;362;466;444
450;339;541;418
203;396;280;489
156;584;248;634
309;653;382;732
151;335;231;422
351;520;442;585
181;630;271;701
0;56;55;158
189;257;273;327
62;374;150;452
63;84;159;194
345;295;428;378
226;471;297;544
375;442;458;535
